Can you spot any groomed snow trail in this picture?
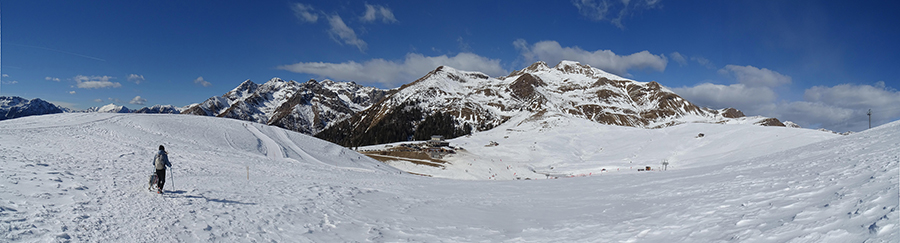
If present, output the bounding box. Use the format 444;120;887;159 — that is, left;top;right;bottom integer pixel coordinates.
0;113;897;242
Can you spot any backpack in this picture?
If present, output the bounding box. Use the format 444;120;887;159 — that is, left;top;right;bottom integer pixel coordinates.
155;152;168;170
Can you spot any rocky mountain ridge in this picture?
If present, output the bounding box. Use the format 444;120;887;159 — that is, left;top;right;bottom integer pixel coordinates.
182;78;391;135
0;96;65;121
315;61;787;147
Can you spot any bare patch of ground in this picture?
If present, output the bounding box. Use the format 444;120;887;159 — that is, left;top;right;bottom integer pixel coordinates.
362;151;447;168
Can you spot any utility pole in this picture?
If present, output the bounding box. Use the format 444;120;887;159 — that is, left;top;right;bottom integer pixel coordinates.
868;109;872;129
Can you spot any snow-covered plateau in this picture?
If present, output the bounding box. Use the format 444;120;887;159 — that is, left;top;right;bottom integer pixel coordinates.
1;113;897;242
368;113;839;181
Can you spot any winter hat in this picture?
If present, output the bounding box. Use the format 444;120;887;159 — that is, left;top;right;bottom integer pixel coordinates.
159;145;165;151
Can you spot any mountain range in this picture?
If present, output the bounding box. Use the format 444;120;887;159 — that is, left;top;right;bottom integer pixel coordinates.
315;61;785;147
0;96;64;121
181;78;390;135
2;61;792;144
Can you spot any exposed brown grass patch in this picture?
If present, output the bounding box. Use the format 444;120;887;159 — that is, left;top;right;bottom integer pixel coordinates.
361;150;447;168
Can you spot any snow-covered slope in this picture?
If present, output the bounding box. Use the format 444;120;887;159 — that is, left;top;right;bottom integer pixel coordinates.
318;61;786;147
0;96;64;120
183;78;390;135
1;113;896;242
372;114;839;180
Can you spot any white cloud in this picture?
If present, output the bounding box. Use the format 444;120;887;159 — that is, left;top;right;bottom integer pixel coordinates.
572;0;661;29
69;91;76;94
108;97;122;103
672;83;777;110
360;4;397;23
690;56;715;69
129;96;147;105
278;52;507;87
762;101;857;131
194;76;212;87
74;75;121;89
127;74;145;84
457;37;472;52
2;74;8;78
803;81;898;109
327;15;367;52
775;82;900;131
94;99;103;103
292;3;319;23
674;79;899;132
669;52;687;66
719;65;791;87
514;39;667;77
572;0;611;22
1;80;18;84
45;76;61;82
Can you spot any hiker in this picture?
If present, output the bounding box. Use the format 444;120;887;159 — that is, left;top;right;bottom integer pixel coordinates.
152;145;172;193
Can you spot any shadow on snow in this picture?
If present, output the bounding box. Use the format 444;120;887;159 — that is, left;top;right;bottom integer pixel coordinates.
164;190;256;205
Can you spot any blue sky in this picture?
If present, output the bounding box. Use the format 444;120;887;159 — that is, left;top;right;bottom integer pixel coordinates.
1;0;898;132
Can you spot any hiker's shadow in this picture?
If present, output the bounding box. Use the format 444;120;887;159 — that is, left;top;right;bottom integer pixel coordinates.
165;190;256;205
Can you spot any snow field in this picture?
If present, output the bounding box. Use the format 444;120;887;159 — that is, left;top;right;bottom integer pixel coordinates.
380;114;838;180
1;113;897;242
0;113;398;242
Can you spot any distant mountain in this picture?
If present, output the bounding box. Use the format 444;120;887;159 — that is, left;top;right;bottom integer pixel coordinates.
316;61;787;147
84;104;132;113
0;96;65;120
133;104;187;114
182;78;391;135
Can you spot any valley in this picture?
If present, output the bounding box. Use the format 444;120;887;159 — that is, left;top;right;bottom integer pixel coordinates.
0;113;895;242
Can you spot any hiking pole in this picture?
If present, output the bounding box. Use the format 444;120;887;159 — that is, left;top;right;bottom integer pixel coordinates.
170;166;175;191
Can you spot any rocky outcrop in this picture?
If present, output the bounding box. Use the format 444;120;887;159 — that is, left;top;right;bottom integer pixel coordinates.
756;118;786;127
721;108;745;118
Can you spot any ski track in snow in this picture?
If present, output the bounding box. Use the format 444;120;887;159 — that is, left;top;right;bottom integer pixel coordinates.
245;122;375;173
243;123;285;161
0;113;897;242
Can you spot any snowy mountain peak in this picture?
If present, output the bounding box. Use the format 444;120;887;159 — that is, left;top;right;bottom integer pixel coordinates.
87;103;132;113
425;65;493;81
507;61;551;78
550;60;630;81
227;80;259;100
554;60;584;68
236;79;257;90
266;77;287;84
526;61;550;71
